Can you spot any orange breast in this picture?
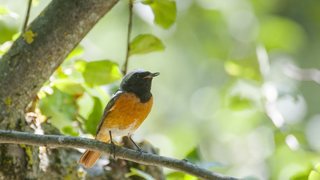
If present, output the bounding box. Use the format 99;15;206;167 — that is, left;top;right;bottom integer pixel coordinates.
97;92;153;139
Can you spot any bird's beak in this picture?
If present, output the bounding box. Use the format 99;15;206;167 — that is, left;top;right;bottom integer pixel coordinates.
151;72;160;77
144;72;160;79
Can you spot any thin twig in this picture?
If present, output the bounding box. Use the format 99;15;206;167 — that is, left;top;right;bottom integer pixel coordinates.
122;0;134;75
22;0;33;32
75;114;86;133
0;130;237;180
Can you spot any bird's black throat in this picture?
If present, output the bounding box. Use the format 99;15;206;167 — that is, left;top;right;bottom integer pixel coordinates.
135;91;152;103
120;79;153;103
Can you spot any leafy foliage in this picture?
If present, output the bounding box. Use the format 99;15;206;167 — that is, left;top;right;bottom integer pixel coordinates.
129;34;165;56
0;6;10;16
185;147;201;163
65;45;84;61
166;172;197;180
52;79;84;95
258;16;306;52
142;0;176;29
39;88;78;133
308;164;320;180
80;60;122;86
0;21;17;43
126;168;154;180
84;96;103;135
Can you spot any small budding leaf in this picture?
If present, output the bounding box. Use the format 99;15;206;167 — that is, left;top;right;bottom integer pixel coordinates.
23;30;37;44
4;97;12;106
142;0;177;29
129;34;165;56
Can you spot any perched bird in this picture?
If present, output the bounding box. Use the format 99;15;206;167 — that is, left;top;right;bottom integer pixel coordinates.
79;70;159;168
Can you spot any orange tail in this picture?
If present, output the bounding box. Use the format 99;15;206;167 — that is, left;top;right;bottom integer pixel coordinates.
79;134;110;168
79;150;101;168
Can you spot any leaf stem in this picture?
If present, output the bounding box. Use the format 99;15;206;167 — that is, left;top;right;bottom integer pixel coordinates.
22;0;33;32
122;0;134;75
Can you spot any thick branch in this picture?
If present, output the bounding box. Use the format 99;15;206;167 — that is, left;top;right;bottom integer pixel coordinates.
0;130;237;180
0;0;118;124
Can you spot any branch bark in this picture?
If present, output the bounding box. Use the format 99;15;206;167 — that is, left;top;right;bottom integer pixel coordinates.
0;130;237;180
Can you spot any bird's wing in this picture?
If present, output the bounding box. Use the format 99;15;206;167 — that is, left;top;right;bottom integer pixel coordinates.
95;90;124;135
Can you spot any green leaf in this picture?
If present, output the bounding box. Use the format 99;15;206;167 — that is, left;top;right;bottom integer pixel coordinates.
142;0;176;29
309;171;320;180
0;6;9;16
129;34;165;56
224;60;261;81
39;88;77;132
185;147;201;163
166;172;185;180
166;172;197;180
0;21;18;43
0;41;12;56
85;96;103;135
62;126;79;136
66;46;84;61
82;60;122;86
74;59;87;72
258;16;306;52
52;79;84;95
142;0;152;3
0;6;17;18
309;164;320;180
228;95;253;110
125;168;154;180
12;32;20;41
292;170;311;180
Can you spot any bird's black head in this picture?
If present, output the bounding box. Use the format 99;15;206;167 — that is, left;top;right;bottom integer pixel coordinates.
120;70;159;102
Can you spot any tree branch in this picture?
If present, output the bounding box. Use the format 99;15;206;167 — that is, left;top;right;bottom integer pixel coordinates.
0;130;237;180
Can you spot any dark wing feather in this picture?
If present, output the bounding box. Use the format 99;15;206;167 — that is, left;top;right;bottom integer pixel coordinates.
95;91;124;135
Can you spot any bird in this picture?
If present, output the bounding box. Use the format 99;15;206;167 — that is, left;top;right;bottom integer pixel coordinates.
79;70;159;168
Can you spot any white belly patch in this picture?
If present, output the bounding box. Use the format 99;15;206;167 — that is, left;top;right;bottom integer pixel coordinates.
106;120;138;137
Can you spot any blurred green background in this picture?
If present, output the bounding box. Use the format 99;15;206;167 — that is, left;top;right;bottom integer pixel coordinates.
1;0;320;179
